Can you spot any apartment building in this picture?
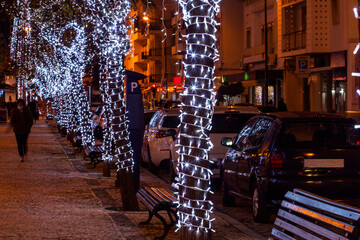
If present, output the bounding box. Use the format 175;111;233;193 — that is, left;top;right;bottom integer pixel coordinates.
124;0;183;108
277;0;359;112
239;0;283;105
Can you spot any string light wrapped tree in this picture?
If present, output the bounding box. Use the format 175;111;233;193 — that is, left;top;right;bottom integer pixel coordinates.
176;0;221;238
87;0;139;210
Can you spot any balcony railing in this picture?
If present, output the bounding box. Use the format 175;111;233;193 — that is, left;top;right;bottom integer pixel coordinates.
282;30;306;52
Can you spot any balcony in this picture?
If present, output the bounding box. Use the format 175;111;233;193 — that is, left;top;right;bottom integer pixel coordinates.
133;30;148;46
282;30;306;53
149;74;162;83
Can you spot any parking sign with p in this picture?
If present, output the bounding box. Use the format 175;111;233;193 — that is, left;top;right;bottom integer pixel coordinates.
296;55;311;75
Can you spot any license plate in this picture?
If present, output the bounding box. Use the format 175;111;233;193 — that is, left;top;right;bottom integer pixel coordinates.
304;159;344;168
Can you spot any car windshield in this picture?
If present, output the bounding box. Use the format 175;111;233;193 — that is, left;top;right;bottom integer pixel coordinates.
162;116;181;128
211;114;255;133
278;120;360;149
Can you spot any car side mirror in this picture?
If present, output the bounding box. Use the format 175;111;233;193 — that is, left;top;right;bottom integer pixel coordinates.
165;129;177;139
221;137;234;147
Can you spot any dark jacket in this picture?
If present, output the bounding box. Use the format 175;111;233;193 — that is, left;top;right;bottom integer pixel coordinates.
11;107;33;135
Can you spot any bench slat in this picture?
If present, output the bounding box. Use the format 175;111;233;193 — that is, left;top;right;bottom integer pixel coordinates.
138;189;158;208
274;218;323;240
285;191;360;222
137;192;158;209
281;200;355;234
277;209;349;240
270;227;296;240
145;187;168;204
158;188;177;202
137;192;156;211
151;187;175;204
294;189;360;215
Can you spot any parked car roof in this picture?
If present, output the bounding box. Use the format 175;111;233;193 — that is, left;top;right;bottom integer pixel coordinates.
260;111;354;121
161;106;261;115
214;105;260;113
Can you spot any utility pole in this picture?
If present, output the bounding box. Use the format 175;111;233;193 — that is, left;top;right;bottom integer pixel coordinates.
263;0;268;106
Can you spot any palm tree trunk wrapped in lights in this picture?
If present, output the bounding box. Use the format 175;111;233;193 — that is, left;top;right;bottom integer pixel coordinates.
176;0;221;238
100;59;114;177
87;0;138;210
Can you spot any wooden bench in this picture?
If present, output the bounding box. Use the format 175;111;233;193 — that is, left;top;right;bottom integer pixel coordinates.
83;145;104;168
136;187;177;240
269;188;360;240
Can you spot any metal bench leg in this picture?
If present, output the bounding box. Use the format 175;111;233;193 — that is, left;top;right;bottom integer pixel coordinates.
140;210;154;225
167;209;177;226
93;156;103;168
154;211;171;240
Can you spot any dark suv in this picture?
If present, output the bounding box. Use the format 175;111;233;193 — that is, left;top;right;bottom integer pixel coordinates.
221;112;360;223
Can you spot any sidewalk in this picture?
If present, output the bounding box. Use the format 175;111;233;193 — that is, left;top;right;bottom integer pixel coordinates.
0;120;265;239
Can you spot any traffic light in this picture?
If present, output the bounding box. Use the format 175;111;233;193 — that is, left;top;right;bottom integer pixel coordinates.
151;84;156;97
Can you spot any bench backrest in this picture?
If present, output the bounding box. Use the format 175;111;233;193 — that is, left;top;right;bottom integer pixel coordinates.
136;187;176;212
270;188;360;240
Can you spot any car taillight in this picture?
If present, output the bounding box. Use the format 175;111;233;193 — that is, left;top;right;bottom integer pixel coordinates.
270;152;283;168
155;130;167;138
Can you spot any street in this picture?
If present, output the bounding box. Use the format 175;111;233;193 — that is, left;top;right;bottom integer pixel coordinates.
0;119;266;239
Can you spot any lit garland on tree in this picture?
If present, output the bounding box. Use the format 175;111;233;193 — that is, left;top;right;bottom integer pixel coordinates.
175;0;221;237
87;0;134;170
86;0;139;210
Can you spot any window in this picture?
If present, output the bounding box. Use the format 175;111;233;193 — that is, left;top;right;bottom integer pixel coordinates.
331;0;340;25
162;116;180;128
246;119;272;147
235;118;258;148
148;111;161;128
210;113;256;133
278;120;360;148
246;28;251;48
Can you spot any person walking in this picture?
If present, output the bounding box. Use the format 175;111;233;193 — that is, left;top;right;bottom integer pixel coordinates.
277;98;288;112
10;99;33;162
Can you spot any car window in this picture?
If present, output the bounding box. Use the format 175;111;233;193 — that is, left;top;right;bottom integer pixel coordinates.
235;118;258;148
278;120;360;148
246;118;273;148
148;111;162;128
162;116;181;128
210;114;255;133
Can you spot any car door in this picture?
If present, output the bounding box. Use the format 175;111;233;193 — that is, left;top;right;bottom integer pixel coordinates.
142;111;162;162
237;118;273;194
223;118;258;194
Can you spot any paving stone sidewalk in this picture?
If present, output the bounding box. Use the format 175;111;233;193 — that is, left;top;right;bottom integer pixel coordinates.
0;120;264;239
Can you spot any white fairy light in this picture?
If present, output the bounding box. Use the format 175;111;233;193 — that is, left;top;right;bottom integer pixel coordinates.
353;6;360;86
87;0;134;171
175;0;221;235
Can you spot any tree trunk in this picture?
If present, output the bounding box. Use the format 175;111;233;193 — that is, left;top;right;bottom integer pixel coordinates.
100;58;113;177
177;0;219;238
107;54;138;211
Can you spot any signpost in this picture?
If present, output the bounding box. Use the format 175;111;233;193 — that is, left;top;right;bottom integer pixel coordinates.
123;70;146;191
296;55;311;78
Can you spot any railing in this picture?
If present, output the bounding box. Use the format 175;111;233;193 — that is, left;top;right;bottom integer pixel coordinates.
282;30;306;52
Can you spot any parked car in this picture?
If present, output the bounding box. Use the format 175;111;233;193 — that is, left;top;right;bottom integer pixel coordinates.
169;106;261;181
221;112;360;223
144;110;157;128
142;109;181;171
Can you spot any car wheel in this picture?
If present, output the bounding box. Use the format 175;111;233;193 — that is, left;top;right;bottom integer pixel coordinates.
222;179;235;207
252;184;271;223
